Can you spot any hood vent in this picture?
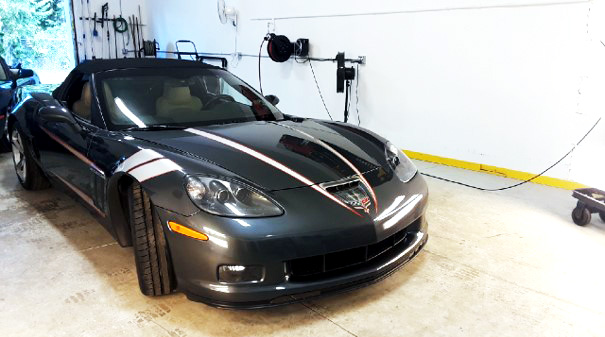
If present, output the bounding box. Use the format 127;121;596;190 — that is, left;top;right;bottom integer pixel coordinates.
321;177;360;194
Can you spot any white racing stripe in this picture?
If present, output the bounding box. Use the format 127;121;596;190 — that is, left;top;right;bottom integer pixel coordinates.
116;149;164;172
276;124;379;213
116;149;181;182
185;128;361;217
129;158;182;182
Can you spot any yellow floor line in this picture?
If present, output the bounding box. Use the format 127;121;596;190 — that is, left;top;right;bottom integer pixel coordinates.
403;150;586;190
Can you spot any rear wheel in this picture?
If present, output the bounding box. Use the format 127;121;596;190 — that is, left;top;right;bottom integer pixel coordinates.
10;125;50;190
128;182;175;296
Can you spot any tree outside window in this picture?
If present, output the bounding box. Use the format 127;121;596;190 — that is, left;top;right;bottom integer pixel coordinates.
0;0;75;84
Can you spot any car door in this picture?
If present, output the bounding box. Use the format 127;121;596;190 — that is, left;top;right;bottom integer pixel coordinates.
37;75;100;203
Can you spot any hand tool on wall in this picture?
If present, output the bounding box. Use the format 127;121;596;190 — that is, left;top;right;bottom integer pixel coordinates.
113;15;118;59
135;17;142;58
138;5;144;56
107;25;111;59
129;16;137;57
93;12;98;37
123;21;130;57
112;17;129;57
99;15;104;57
79;0;87;61
87;1;96;59
101;3;108;58
118;0;126;57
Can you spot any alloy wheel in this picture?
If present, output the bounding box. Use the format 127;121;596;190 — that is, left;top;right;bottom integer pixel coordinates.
11;129;26;182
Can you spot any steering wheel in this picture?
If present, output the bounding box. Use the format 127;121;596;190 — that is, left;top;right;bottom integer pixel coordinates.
204;95;235;109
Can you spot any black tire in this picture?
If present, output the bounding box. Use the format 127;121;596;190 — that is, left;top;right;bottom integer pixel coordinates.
572;206;591;226
600;211;605;223
10;124;50;190
128;182;175;296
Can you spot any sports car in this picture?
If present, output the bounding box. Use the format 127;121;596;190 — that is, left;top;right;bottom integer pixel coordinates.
8;59;428;308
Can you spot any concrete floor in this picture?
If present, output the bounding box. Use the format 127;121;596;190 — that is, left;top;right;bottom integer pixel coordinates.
1;153;604;337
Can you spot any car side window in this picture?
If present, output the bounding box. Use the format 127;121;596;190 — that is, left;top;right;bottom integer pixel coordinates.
0;64;7;81
66;77;93;122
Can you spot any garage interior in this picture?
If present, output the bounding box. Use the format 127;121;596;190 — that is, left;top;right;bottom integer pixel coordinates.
1;0;605;336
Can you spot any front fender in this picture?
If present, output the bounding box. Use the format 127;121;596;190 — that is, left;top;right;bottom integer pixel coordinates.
104;145;247;247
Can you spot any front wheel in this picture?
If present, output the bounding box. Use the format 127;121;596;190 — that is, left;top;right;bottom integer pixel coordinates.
128;182;175;296
10;125;50;190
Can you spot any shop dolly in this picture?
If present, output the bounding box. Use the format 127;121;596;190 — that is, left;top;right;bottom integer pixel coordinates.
572;188;605;226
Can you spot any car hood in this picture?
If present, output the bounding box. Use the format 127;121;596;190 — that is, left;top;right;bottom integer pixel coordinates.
128;119;388;191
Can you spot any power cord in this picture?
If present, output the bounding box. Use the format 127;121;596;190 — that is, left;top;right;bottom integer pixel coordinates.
421;117;602;191
308;59;333;121
258;36;269;95
356;63;361;126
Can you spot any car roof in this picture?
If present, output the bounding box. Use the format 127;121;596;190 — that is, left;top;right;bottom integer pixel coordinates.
74;58;219;74
52;58;221;99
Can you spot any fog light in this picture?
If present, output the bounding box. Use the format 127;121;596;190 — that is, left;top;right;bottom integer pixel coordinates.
218;265;264;283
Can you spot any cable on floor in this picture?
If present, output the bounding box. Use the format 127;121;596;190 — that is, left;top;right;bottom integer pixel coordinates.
421;117;602;191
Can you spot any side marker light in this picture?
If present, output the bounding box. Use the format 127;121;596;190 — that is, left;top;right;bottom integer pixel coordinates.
167;221;209;241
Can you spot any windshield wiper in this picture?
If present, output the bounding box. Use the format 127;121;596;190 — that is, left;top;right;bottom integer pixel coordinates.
122;125;188;131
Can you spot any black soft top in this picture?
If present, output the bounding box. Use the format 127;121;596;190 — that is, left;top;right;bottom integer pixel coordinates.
53;58;219;98
74;58;217;74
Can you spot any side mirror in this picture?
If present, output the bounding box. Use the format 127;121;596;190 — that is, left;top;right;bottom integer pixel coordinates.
38;106;82;133
17;69;34;79
265;94;280;106
9;68;35;88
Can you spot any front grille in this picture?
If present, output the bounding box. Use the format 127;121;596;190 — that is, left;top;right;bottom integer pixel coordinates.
287;218;422;282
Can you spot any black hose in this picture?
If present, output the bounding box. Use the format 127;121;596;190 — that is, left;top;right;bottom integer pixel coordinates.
258;38;266;94
421;117;602;191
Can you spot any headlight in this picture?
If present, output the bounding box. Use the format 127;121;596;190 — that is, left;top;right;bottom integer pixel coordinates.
385;141;417;183
185;176;283;217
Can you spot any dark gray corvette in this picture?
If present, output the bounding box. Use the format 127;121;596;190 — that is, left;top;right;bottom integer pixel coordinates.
8;59;428;308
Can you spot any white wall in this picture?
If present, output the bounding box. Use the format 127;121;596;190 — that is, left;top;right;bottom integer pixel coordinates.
146;0;605;187
71;0;149;62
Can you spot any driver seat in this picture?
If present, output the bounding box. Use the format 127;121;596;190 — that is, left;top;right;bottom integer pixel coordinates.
156;85;202;118
72;82;92;120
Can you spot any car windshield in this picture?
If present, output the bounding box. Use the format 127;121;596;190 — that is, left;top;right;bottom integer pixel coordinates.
97;67;283;130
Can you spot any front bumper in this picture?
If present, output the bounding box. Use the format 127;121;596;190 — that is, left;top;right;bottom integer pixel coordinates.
186;221;427;309
158;172;429;309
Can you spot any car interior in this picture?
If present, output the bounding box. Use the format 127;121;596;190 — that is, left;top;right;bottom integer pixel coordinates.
72;82;92;121
99;74;277;128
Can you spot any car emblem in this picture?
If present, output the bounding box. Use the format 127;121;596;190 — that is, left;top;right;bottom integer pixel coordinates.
354;196;371;214
335;185;372;214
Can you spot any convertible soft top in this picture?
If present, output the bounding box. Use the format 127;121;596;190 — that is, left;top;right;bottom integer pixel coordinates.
53;58;219;99
74;58;218;74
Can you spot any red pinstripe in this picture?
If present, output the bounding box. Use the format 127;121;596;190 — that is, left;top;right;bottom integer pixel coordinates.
185;128;362;217
41;126;103;175
277;125;379;213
